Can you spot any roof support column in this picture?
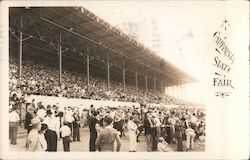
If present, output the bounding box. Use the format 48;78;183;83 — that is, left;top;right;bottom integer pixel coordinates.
160;81;163;93
122;60;125;91
107;54;110;89
135;68;138;92
86;54;90;90
86;45;90;91
18;16;24;79
19;28;23;79
58;33;62;83
154;75;156;92
17;16;32;79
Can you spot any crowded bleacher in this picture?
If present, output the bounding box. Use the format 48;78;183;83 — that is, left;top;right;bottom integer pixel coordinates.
9;56;179;105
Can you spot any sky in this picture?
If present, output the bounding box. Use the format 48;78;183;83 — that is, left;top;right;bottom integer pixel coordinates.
81;1;248;104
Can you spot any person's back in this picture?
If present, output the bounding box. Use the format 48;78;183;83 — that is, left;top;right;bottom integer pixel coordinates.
97;127;118;151
95;116;121;152
27;129;42;151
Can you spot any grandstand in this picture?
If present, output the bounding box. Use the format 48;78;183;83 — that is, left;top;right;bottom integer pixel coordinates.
9;7;197;106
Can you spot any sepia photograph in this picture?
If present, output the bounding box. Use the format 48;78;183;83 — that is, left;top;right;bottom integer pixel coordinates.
8;6;205;152
0;1;249;160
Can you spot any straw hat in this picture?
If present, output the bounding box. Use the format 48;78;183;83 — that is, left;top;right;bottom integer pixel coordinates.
27;105;34;111
31;116;41;126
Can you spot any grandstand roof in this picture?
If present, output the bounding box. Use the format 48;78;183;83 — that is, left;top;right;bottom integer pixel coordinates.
9;7;198;87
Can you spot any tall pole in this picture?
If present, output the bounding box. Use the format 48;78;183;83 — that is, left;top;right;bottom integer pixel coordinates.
59;33;62;83
107;54;110;89
135;68;138;92
145;73;148;92
19;16;23;78
122;60;125;91
160;81;163;93
154;75;156;92
86;54;90;90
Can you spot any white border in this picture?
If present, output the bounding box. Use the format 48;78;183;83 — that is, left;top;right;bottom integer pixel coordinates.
0;1;249;160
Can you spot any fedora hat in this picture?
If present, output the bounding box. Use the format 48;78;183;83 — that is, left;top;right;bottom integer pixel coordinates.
46;110;52;115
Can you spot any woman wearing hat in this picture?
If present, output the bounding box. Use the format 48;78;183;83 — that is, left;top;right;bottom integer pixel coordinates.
26;116;45;151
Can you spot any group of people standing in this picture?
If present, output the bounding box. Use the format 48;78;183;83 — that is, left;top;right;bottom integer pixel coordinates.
88;106;122;152
9;101;205;152
22;103;81;152
87;104;205;152
143;110;204;152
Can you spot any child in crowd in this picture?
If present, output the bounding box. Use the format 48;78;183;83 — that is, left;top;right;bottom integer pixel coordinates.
60;121;71;152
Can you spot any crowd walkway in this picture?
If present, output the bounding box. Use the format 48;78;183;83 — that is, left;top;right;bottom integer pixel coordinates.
10;127;205;152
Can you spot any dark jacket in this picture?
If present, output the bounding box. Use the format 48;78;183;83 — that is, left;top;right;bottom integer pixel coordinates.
73;115;80;128
144;118;152;135
25;112;32;132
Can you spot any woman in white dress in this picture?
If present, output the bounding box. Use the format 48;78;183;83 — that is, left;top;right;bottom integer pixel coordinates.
127;116;138;152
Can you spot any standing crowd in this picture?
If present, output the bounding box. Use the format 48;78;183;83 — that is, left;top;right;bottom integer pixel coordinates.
10;101;82;152
86;104;205;152
9;100;205;152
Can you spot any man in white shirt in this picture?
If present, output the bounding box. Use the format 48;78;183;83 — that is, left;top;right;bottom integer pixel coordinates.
65;107;74;136
60;121;71;152
42;110;59;151
190;113;198;124
190;113;198;132
9;105;20;145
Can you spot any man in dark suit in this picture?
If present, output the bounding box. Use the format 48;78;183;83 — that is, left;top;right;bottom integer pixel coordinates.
88;109;98;151
144;112;152;152
25;105;35;134
73;111;81;142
